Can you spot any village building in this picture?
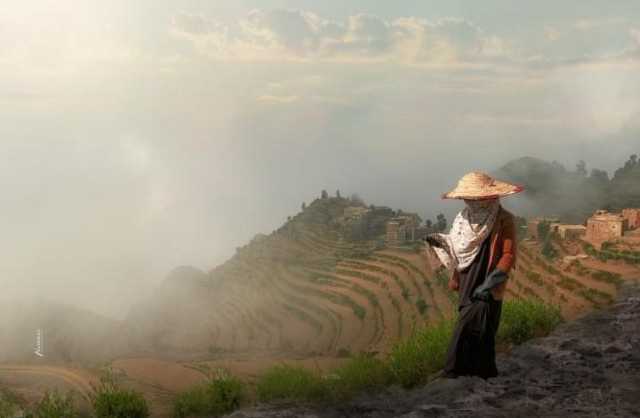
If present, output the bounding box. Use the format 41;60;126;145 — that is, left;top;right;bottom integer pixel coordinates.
385;213;421;245
585;210;628;242
341;206;370;222
556;224;586;240
622;208;640;230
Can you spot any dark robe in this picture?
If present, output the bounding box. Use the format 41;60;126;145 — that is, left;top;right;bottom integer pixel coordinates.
443;235;503;379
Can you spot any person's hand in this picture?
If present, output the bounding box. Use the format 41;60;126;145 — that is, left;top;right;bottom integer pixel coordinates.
472;288;492;302
425;235;443;248
448;279;459;291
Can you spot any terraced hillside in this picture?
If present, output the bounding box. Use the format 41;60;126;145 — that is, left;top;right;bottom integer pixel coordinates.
127;197;640;359
127;197;451;357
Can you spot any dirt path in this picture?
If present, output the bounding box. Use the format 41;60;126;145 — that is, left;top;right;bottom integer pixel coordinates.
0;364;97;401
225;283;640;418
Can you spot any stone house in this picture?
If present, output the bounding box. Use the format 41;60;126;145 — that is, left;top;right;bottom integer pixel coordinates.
622;208;640;230
586;210;628;242
556;224;587;240
385;214;421;245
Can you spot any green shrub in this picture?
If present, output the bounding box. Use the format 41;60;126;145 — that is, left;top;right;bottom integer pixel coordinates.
388;319;455;388
591;270;623;286
173;372;245;418
256;365;328;403
0;400;16;418
541;238;558;260
26;391;76;418
498;299;563;345
415;298;428;315
326;355;393;401
92;371;149;418
578;288;613;305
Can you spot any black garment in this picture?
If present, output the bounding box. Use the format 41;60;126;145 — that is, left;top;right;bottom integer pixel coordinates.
443;236;503;379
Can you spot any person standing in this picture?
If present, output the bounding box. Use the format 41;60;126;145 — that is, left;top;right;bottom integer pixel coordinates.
426;171;523;379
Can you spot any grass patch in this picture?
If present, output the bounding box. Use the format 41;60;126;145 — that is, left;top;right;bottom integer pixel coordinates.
326;355;393;401
388;319;455;388
256;365;328;404
191;299;564;414
173;370;245;418
497;299;563;345
0;387;21;418
25;391;77;418
92;369;149;418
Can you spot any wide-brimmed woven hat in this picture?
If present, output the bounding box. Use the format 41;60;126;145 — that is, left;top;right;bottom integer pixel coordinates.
442;171;524;200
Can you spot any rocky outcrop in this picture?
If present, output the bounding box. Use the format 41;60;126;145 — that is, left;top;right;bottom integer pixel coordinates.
228;284;640;418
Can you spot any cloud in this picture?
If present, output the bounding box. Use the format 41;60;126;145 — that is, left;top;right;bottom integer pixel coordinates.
631;28;640;46
170;10;514;65
544;26;561;41
256;94;299;104
574;17;627;31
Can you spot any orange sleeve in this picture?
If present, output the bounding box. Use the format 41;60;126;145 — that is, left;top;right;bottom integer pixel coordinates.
496;214;517;274
492;214;517;300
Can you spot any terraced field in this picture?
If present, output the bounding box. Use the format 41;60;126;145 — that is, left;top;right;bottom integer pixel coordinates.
129;211;639;360
128;214;449;355
6;199;640;417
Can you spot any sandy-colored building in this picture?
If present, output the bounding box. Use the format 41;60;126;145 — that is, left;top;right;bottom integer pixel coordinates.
622;208;640;230
585;210;628;242
342;206;370;221
385;214;421;245
556;224;587;240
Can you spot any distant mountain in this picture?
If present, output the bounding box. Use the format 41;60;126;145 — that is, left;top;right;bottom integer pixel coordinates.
494;154;640;223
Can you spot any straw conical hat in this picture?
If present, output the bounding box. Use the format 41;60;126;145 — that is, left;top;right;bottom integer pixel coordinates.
442;171;524;200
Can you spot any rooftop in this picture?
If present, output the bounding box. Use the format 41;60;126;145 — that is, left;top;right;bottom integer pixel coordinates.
590;210;625;222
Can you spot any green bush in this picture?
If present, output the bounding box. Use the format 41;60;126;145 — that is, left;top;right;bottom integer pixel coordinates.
326;355;393;401
388;319;455;388
92;371;149;418
541;238;558;260
591;270;623;286
0;389;20;418
256;365;328;403
498;299;563;345
173;372;245;418
415;298;428;315
26;391;76;418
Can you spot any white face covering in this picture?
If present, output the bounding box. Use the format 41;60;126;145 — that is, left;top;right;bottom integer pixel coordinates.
430;198;500;272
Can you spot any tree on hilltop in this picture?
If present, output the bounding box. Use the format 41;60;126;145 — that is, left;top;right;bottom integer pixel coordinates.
301;202;306;211
350;193;364;206
436;214;447;232
336;189;341;198
576;160;587;177
321;190;328;199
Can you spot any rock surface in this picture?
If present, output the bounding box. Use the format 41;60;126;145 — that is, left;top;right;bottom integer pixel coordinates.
228;284;640;418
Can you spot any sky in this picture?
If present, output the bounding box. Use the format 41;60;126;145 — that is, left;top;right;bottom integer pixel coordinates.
1;1;639;317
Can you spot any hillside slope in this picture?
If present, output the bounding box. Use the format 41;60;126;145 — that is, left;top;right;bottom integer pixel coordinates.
125;194;636;360
218;283;640;418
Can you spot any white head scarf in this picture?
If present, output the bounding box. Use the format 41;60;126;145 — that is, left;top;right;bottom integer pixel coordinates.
430;198;500;272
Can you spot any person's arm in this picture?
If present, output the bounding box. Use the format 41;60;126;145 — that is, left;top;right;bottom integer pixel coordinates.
490;215;517;299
